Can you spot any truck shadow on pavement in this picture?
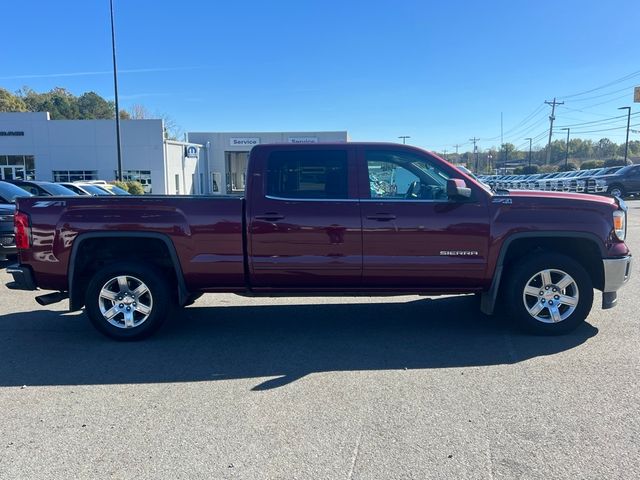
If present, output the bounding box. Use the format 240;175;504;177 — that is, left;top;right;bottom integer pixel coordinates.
0;295;597;390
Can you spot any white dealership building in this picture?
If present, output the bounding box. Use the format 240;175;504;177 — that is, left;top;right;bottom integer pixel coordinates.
0;112;348;195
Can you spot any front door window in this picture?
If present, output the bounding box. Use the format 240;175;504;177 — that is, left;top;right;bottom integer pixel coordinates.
366;151;450;201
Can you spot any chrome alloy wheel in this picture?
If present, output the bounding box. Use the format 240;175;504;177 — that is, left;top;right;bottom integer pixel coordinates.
609;187;623;198
98;275;153;329
522;268;579;323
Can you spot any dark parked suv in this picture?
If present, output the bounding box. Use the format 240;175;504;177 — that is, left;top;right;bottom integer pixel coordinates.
599;164;640;197
0;181;33;259
0;203;16;259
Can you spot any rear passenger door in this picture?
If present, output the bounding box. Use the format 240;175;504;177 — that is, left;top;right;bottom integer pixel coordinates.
248;146;362;288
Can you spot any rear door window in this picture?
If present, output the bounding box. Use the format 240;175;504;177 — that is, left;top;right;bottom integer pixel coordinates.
266;150;349;199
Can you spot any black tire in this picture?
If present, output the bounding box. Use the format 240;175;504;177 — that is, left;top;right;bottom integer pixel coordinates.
608;184;625;198
503;253;593;335
84;261;172;340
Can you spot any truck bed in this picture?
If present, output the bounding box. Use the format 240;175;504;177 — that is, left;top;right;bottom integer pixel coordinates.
16;195;246;292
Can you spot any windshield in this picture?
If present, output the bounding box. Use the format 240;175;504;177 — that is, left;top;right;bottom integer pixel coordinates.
42;183;79;196
81;184;112;195
0;181;33;203
105;185;131;195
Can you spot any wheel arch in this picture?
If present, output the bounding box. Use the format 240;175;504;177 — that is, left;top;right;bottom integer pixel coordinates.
480;232;605;315
68;232;189;311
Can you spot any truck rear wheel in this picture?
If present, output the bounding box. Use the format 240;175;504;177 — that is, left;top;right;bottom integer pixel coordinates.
84;262;171;340
504;253;593;335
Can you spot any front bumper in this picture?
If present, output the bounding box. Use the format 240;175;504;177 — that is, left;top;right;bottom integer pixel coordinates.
601;255;632;309
5;264;37;291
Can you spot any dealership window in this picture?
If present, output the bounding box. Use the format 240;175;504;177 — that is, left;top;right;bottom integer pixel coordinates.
266;150;349;199
225;151;249;194
211;172;220;193
53;170;98;182
0;155;35;180
114;170;152;193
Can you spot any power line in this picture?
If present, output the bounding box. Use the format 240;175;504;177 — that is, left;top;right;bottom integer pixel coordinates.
556;112;639;129
562;122;640;135
557;105;613;118
567;83;639;103
558;69;640;100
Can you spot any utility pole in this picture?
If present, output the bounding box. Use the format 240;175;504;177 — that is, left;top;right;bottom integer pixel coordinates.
398;136;410;144
469;137;479;172
525;137;533;168
618;106;631;164
545;98;564;165
561;127;570;168
443;149;448;161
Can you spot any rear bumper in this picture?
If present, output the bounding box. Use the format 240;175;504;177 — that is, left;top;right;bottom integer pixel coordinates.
0;232;16;257
601;255;632;309
5;264;37;291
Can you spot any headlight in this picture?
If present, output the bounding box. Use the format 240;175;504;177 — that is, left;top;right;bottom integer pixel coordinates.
613;210;626;241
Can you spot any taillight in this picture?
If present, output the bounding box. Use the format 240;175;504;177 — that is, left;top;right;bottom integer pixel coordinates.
14;211;31;249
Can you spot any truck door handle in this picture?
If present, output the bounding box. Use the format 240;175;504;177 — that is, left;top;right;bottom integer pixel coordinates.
255;213;285;221
366;213;396;221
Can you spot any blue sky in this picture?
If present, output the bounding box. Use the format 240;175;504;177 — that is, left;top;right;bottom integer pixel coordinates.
1;0;638;153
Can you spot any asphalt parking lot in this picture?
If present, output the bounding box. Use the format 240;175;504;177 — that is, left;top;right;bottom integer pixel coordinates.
0;204;638;480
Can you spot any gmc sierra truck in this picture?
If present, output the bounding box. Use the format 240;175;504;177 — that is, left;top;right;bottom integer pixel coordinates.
6;143;633;340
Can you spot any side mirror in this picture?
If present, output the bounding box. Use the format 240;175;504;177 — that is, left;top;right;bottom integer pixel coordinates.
447;178;472;198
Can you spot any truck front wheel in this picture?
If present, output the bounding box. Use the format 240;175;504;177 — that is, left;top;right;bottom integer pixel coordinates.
84;262;171;340
504;253;593;335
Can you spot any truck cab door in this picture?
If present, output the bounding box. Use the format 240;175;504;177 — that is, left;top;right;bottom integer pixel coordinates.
359;147;490;289
247;146;362;289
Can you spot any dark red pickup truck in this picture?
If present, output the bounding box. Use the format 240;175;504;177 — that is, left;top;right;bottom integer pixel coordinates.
6;143;633;339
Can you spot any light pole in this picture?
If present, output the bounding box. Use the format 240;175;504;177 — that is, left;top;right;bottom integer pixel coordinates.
109;0;123;181
525;137;533;168
618;106;631;164
561;128;570;169
398;136;410;144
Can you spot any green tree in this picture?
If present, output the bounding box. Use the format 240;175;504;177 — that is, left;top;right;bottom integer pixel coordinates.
20;87;80;119
604;158;629;167
539;164;557;173
0;88;27;111
126;181;145;195
110;180;129;191
570;138;594;159
521;165;539;174
579;160;604;170
595;138;617;159
558;162;578;172
77;92;114;119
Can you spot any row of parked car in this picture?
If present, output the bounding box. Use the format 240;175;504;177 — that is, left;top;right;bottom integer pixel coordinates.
0;179;130;260
478;166;620;194
477;164;640;198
